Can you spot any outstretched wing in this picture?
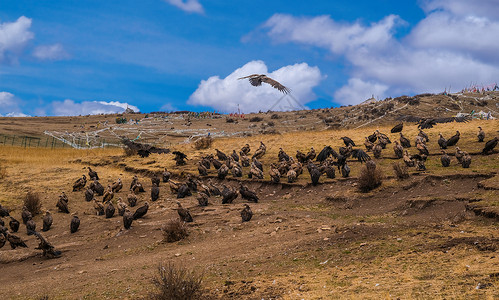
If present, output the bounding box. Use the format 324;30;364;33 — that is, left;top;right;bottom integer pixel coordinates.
397;115;423;122
316;146;338;162
261;76;291;94
238;74;263;87
351;149;371;163
434;115;471;124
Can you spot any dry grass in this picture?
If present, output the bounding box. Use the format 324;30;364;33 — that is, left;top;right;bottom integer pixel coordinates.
193;136;213;150
161;219;189;243
24;191;42;215
151;263;204;300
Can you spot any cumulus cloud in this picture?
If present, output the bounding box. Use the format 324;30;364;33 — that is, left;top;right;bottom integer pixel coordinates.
3;112;31;117
188;60;322;113
0;16;34;63
164;0;204;14
51;100;140;116
32;43;70;61
259;0;499;104
0;91;29;116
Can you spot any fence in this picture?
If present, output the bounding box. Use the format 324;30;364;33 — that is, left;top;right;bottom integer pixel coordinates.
0;134;120;149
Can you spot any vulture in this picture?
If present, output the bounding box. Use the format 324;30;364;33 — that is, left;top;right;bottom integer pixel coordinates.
172;151;187;166
73;175;87;191
197;192;209;206
240;154;250;167
0;204;9;217
391;123;403;133
93;199;105;215
445;131;460;147
323;163;336;179
440;151;451;167
151;174;161;187
6;231;28;249
393;141;404;159
375;130;391;144
231;150;239;162
130;175;139;190
151;183;160;202
217;164;229;180
26;219;36;235
309;165;321;186
207;180;222;196
269;163;281;183
252;158;263;172
238;74;290;94
33;232;61;258
60;191;69;203
177;184;192;199
340;137;355;147
455;147;465;163
105;201;115;218
102;185;114;203
162;168;171;182
305;147;316;161
368;132;377;143
482;137;498;154
91;180;105;196
477;127;485;142
252;147;266;160
364;137;374;152
278;161;290;176
84;187;94;202
239;183;259;203
418;130;429;143
278;148;290;162
176;201;193;222
112;178;123;193
169;179;180;194
201;156;211;169
438;133;448;149
232;165;243;177
372;144;382;159
87;167;99;180
397;115;471;129
316;146;337;162
70;215;80;233
241;204;253;222
42;210;53;232
9;217;20;232
296;150;307;163
0;232;4;249
416;140;429;156
221;185;238;204
198;162;208;176
249;163;264;179
132;182;145;194
461;154;472;168
211;157;223;170
215;149;228;161
21;206;32;224
117;198;127;216
123;209;133;229
240;144;251;156
399;133;411;148
412;154;427;171
132;202;149;220
56;197;70;214
127;192;138;207
341;164;351;178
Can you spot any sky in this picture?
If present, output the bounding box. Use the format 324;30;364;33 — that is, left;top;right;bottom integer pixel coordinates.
1;0;499;116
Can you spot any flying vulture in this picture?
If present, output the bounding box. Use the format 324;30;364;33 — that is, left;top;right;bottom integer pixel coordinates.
238;74;290;94
397;115;471;129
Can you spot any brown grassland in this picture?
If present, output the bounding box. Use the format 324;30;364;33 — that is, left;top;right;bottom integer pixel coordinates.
0;112;498;299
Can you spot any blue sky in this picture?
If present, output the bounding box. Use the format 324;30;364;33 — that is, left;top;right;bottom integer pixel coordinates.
1;0;498;116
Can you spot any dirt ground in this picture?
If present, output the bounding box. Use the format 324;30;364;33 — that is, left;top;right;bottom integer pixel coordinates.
0;110;498;299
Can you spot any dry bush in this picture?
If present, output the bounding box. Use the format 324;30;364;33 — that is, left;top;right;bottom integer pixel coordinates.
0;165;6;180
24;191;42;215
194;136;213;150
392;162;409;180
151;263;203;300
270;113;280;119
358;162;383;192
161;219;189;243
249;116;263;122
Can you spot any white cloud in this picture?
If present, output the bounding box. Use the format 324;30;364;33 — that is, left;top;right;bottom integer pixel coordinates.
0;91;15;106
160;103;177;111
188;60;322;113
164;0;204;14
260;2;499;104
33;43;70;61
0;16;34;63
3;112;31;117
51;100;140;116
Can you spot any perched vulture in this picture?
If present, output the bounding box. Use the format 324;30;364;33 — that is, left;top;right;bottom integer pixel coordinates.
477;127;485;142
84;187;94;202
340;137;355;147
438;133;447;149
151;174;161;187
9;217;20;232
217;164;229;180
341;164;351;178
87;167;99;180
177;184;191;199
231;150;239;162
446;131;460;147
21;206;32;224
249;163;264;179
221;185;238;204
440;151;451;167
399;133;411;148
102;185;114;203
151;183;160;202
240;154;250;167
305;147;316;161
215;149;228;161
278;148;290;162
461;154;472;168
198;162;208;176
240;144;251;156
133;202;149;220
372;144;382;159
391;123;403;133
482;137;498;154
117;198;127;216
239;183;259;203
105;201;115;219
232;165;243;178
111;178;123;193
238;74;290;94
73;175;87;191
123;209;133;229
33;232;61;258
42;211;53;232
26;219;36;235
309;164;321;186
0;204;9;217
403;150;415;167
127;192;138;207
241;204;253;222
6;232;28;249
172;151;187;166
197;192;209;206
418;130;429;143
393;141;404;159
269;163;281;183
56;198;70;214
252;158;263;172
70;215;80;233
416;140;429;156
176;201;193;223
162;168;171;182
93;199;104;216
0;232;5;249
91;180;105;196
364;137;374;151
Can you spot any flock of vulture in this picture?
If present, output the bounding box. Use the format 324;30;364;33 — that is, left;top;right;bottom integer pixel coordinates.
0;120;497;258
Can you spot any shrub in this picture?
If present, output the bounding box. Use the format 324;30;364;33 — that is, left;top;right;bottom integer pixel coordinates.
249;116;263;122
194;136;213;150
392;162;409;180
151;263;203;300
24;191;42;216
358;161;383;192
0;165;6;180
161;219;189;243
